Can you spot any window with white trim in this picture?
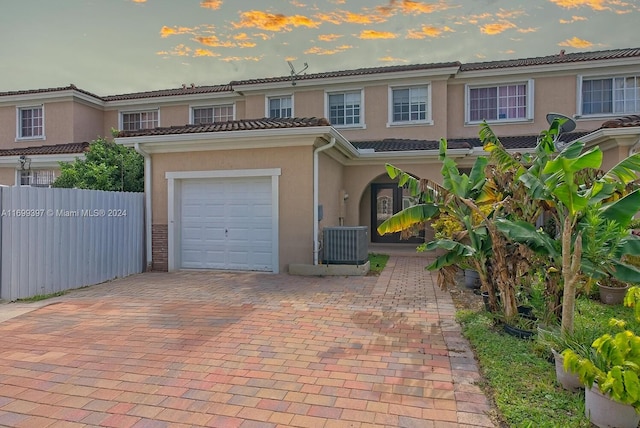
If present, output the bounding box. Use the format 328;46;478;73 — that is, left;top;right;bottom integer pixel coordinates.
391;86;429;123
121;110;158;131
192;105;234;124
20;170;56;187
466;81;533;123
18;106;44;139
268;96;292;118
328;91;361;126
580;75;640;115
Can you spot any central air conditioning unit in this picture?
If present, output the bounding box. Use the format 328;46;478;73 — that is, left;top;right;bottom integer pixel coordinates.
322;226;368;265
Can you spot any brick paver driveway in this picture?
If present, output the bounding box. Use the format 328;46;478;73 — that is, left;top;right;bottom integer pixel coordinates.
0;257;495;427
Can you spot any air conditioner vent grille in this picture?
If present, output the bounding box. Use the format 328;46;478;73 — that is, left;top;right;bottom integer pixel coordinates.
322;226;368;265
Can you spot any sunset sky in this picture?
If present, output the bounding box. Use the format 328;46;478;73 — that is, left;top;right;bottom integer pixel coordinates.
1;0;638;95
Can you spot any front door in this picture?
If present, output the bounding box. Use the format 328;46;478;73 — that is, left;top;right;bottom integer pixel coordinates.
371;183;423;243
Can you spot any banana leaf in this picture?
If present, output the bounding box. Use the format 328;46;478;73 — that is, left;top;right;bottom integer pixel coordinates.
376;203;439;235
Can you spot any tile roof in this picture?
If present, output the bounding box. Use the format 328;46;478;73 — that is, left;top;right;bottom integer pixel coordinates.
0;84;102;100
230;62;461;86
352;139;471;152
116;117;331;137
4;48;639;101
102;84;233;101
352;132;592;152
0;142;90;157
453;131;591;150
601;115;640;129
460;47;640;72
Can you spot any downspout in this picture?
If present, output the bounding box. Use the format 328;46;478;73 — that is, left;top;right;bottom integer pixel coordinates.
134;143;152;271
313;136;336;265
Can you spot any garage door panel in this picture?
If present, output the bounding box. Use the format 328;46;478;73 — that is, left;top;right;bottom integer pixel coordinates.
180;176;274;272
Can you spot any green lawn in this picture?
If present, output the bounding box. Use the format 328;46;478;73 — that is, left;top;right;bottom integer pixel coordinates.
457;296;639;427
368;253;389;275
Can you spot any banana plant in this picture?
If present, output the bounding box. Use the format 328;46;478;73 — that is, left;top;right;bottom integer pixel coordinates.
491;118;640;335
377;139;519;317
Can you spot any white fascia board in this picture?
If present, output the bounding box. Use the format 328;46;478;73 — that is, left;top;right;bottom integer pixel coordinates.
115;126;339;153
575;127;640;149
233;66;460;93
0;90;104;108
0;153;85;168
340;148;473;166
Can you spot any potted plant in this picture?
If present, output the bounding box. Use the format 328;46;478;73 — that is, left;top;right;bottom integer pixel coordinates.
580;207;639;305
537;327;591;392
562;286;640;428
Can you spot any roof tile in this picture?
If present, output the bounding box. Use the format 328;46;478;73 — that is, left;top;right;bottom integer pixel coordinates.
0;84;102;100
0;142;90;157
460;47;640;72
230;62;461;86
116;117;331;137
102;84;233;101
352;131;592;152
601;115;640;128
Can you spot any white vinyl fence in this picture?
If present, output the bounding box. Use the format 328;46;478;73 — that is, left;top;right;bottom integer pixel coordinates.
0;186;144;301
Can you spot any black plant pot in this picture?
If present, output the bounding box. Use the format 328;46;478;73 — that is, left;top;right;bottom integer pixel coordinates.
517;305;535;319
503;322;535;339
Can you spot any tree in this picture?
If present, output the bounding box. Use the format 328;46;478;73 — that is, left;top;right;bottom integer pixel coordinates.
53;137;143;192
378;119;640;332
487;119;640;335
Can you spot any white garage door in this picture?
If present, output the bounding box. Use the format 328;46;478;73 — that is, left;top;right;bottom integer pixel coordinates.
180;177;274;271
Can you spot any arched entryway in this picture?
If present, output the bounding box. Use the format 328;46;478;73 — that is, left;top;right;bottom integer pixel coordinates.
370;182;424;243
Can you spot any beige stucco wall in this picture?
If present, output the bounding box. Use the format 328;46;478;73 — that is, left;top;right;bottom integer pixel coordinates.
160;105;190;127
0;168;16;186
40;101;73;144
151;145;315;271
102;110;119;138
600;144;631;172
446;75;611;140
73;102;106;142
0;101;79;149
243;95;266;119
317;152;345;230
241;81;450;143
0;106;18;148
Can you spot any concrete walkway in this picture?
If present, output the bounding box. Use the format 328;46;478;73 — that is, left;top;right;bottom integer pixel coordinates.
0;257;495;427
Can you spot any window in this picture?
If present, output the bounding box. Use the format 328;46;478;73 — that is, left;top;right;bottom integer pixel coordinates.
17;106;43;139
121;110;158;131
467;81;532;123
391;86;428;123
328;91;361;126
20;170;56;187
581;75;640;115
268;96;292;118
192;105;234;124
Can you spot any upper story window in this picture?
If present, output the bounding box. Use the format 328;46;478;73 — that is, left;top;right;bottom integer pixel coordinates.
580;75;640;116
466;80;533;123
268;96;292;118
121;110;158;131
328;90;362;127
192;105;234;124
390;85;430;124
17;106;44;139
